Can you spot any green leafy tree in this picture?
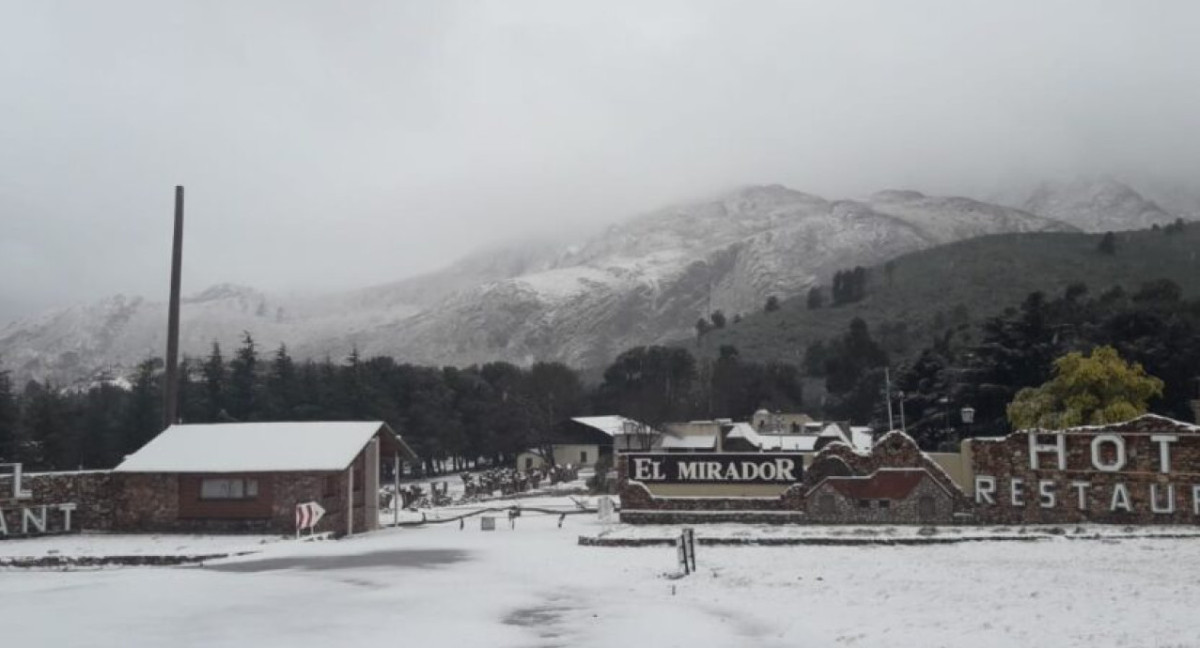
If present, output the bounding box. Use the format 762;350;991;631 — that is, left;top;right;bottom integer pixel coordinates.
1007;345;1164;430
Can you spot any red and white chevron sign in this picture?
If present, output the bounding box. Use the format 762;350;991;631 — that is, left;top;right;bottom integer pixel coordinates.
295;501;326;533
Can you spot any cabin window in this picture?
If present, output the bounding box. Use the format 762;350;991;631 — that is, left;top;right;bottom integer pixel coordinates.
323;475;337;497
200;478;259;500
580;451;588;464
857;499;870;508
878;500;891;509
524;457;534;470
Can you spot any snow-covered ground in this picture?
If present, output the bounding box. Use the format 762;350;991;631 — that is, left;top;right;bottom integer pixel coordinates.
0;533;282;559
3;501;1199;647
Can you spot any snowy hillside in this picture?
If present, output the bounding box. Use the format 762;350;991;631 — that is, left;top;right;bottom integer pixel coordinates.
1018;178;1177;232
296;185;1073;369
1;185;1075;383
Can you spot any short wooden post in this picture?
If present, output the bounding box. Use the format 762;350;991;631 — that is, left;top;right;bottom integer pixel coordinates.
393;452;400;527
347;465;355;536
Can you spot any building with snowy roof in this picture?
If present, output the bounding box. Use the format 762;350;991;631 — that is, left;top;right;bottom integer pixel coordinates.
111;421;417;536
666;419;874;454
517;416;658;470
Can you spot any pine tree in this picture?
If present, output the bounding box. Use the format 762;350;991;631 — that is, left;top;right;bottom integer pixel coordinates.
806;287;824;310
79;382;126;468
202;342;227;422
266;344;299;419
0;369;19;462
1098;231;1117;255
24;382;77;470
121;359;162;455
228;332;259;421
764;295;780;312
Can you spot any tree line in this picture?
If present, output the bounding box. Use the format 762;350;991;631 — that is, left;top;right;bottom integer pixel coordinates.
805;278;1200;449
0;337;803;473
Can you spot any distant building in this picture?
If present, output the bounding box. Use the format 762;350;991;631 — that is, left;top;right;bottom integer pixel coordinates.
665;419;873;454
750;409;815;434
517;416;658;470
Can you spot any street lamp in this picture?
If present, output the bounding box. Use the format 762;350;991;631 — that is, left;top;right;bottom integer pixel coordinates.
960;406;975;439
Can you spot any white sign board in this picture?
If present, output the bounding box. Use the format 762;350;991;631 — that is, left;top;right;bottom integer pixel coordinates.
598;496;614;523
295;501;326;537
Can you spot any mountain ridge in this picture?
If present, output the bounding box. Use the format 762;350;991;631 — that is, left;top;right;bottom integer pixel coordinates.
0;183;1087;386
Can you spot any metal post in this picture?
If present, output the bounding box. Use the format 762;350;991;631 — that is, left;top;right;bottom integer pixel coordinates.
347;465;355;536
162;185;184;429
393;452;400;527
885;368;895;431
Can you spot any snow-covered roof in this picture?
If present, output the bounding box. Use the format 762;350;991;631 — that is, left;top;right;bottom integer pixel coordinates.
849;427;874;452
114;421;415;474
660;433;717;450
726;423;819;452
571;416;655;437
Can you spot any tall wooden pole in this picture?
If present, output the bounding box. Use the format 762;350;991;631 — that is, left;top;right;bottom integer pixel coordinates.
162;186;184;429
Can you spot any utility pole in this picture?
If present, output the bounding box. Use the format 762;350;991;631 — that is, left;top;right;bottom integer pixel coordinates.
885;367;895;431
162;186;184;429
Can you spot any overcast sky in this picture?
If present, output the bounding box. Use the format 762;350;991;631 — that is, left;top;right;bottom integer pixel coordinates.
3;1;1200;324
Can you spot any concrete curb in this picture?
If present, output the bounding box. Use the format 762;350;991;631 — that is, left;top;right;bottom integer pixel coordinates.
0;551;258;569
578;533;1200;547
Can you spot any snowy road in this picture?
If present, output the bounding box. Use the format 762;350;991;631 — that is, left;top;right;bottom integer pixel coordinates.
3;511;1200;648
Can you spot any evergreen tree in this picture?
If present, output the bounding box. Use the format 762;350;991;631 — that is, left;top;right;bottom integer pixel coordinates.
598;346;698;432
228;332;259;421
79;382;126;468
823;318;889;422
24;382;77;469
806;287;824;310
765;295;781;312
710;310;727;329
176;358;206;424
121;359;162;455
202;342;227;422
0;369;17;462
524;362;584;464
265;344;300;420
1098;231;1117;255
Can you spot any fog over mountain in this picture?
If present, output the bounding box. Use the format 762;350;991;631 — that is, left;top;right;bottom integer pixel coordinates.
3;2;1200;329
2;184;1086;384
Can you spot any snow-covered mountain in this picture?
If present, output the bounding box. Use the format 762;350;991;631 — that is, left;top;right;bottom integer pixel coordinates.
1;184;1076;384
1016;178;1177;232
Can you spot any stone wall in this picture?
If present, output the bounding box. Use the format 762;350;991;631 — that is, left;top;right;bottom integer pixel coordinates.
113;471;349;535
2;471;117;535
805;474;957;525
617;432;971;525
968;414;1200;525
